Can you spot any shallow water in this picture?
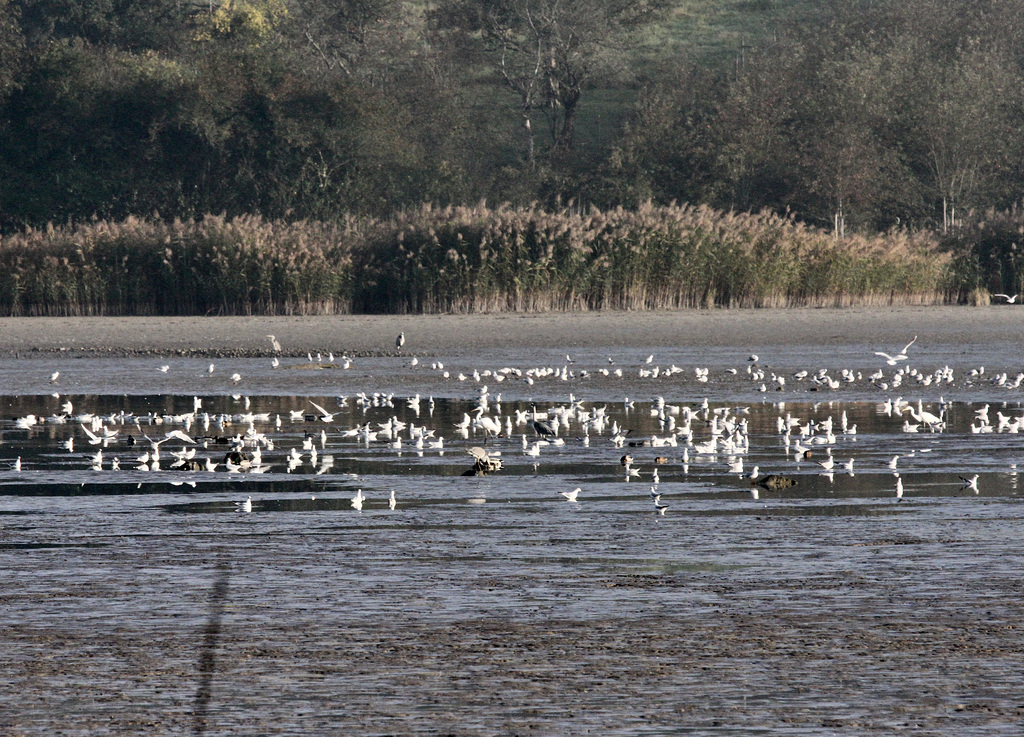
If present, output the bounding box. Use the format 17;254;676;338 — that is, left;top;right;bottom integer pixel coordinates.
4;347;1024;735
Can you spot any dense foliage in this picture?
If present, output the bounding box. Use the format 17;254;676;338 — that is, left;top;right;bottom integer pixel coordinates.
0;0;1022;313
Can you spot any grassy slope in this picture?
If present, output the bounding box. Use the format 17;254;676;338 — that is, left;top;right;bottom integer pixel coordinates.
651;0;813;64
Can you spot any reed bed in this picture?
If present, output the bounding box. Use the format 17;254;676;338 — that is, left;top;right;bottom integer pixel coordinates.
0;204;959;316
354;203;955;313
0;215;363;316
942;205;1024;302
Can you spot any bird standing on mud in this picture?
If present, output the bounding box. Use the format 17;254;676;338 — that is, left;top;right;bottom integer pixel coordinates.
396;333;405;349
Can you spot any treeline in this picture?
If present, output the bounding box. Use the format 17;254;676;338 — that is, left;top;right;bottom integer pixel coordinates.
0;205;972;316
612;0;1024;237
0;0;1023;233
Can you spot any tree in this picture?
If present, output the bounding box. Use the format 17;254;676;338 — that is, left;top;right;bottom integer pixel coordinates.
14;0;190;50
0;0;24;97
432;0;668;164
791;37;918;235
911;45;1019;232
287;0;410;87
602;71;721;208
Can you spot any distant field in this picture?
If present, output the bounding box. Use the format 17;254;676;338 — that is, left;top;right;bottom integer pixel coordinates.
639;0;813;64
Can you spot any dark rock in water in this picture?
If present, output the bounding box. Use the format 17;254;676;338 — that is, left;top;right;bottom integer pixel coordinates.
179;459;204;471
224;450;252;466
757;474;797;490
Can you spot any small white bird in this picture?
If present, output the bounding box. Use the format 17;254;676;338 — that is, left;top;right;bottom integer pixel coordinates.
560;487;581;502
895;476;904;500
14;457;21;471
389;489;397;510
309;400;335;423
351;488;365;511
888;455;900;469
50;371;60;383
165;429;196;445
396;333;405;349
158;365;170;373
237;496;252;513
654;501;669;515
993;293;1019;303
208;363;215;374
959;474;980;493
230;373;242;383
874;336;917;365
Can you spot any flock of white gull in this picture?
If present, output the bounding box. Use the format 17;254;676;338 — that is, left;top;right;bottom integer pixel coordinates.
3;332;1020;514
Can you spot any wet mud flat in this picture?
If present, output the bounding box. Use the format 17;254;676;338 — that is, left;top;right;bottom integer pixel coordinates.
4;307;1024;735
4;503;1024;735
0;305;1022;357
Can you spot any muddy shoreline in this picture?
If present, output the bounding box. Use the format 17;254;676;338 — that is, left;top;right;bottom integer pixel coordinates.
6;516;1024;736
0;305;1021;356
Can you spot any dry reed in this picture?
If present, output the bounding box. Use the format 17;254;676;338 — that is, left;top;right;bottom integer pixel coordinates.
0;204;959;316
